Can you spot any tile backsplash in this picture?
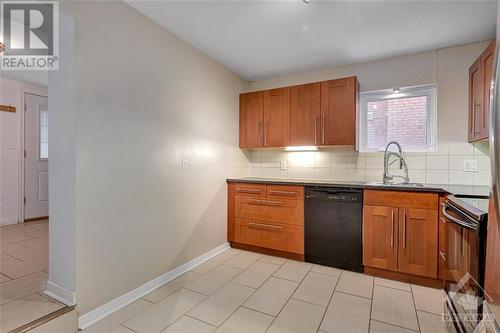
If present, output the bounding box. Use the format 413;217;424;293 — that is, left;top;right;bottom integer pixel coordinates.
228;141;491;186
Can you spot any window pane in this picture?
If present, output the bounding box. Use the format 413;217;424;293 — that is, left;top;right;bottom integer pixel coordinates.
40;109;48;159
366;96;428;150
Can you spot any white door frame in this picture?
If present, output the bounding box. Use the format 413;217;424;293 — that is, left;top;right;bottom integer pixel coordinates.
18;86;48;223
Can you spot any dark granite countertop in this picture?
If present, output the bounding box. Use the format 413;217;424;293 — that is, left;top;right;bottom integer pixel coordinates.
226;177;491;197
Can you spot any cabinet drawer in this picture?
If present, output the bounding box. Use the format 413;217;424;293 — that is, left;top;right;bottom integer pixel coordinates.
234;183;267;198
267;185;304;200
364;190;438;210
235;218;304;254
235;196;304;225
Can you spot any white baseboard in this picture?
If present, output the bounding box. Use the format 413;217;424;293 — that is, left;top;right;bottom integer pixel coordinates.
44;281;76;306
78;242;230;330
1;218;19;226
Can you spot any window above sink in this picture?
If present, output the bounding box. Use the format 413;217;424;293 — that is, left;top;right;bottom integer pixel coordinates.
358;85;437;153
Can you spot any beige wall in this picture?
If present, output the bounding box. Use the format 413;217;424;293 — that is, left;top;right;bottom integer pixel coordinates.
230;41;492;186
61;1;248;314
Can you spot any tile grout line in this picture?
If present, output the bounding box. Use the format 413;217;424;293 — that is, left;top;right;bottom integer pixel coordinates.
264;262;314;332
370;318;420;332
409;284;422;332
367;272;375;333
316;270;342;332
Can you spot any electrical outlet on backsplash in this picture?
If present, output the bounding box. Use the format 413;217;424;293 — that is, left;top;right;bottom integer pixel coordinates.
227;141;491;186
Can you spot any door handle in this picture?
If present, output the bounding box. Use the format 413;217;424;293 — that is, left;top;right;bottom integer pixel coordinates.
402;209;407;250
314;115;319;145
390;209;394;248
439;250;447;261
237;188;262;194
258;122;262;146
248;222;283;230
461;228;465;257
268;190;297;197
321;115;325;144
264;121;267;146
249;199;284;206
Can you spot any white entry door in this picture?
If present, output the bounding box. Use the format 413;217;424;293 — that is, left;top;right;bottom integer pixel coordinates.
24;93;49;220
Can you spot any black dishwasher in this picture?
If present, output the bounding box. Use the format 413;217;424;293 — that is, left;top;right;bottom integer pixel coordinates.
305;186;363;272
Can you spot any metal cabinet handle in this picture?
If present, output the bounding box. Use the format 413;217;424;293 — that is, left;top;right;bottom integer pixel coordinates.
257;121;262;146
314;115;319;145
321;115;325;144
268;190;297;197
248;222;283;230
264;121;267;146
461;228;465;257
390;209;394;248
439;250;447;261
402;209;407;250
249;199;284;206
237;188;261;194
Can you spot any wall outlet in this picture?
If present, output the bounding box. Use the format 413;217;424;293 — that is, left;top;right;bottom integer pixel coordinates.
181;159;189;172
280;160;287;171
463;160;478;172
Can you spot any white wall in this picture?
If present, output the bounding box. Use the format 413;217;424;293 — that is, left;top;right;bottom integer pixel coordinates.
60;1;249;315
228;41;492;187
0;77;47;225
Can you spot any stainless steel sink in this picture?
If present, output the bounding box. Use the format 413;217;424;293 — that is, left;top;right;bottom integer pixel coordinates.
365;182;425;188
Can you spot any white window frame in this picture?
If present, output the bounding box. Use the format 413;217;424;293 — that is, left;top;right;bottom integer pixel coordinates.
357;84;437;152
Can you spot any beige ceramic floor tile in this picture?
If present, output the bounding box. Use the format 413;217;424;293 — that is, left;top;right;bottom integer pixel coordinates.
374;277;411;292
29;309;78;333
417;310;447;333
143;271;202;303
320;292;371;333
335;271;373;299
215;307;274;333
187;282;255;326
292;272;338;306
1;254;22;267
1;243;29;253
83;299;153;333
369;320;418;333
243;277;298;316
123;289;206;333
162;316;216;333
267;299;325;333
0;274;11;283
17;238;48;251
0;293;63;332
0;233;32;245
7;246;49;261
232;261;280;288
192;251;238;274
371;286;419;331
273;260;313;282
0;271;48;304
222;251;261;270
411;284;445;315
259;255;287;265
310;265;342;277
0;256;48;279
108;326;136;333
185;265;241;295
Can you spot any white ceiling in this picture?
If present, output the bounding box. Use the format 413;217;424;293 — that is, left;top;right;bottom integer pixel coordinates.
127;0;496;82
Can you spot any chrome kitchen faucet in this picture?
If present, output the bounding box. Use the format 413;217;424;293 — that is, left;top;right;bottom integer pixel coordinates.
383;141;409;185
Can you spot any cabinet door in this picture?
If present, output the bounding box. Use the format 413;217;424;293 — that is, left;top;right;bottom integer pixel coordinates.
363;205;398;271
439;217;468;281
478;42;495;140
398;208;438;278
263;88;290;147
240;92;264;148
469;59;483;142
320;77;357;145
290;83;321;146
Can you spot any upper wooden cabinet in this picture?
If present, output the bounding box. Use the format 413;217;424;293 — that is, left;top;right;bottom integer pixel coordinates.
240;76;358;148
469;41;495;142
321;77;358;145
264;88;291;147
290;83;321;146
240;92;264;148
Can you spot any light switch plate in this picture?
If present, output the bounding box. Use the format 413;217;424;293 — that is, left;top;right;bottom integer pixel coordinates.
181;159;189;172
280;160;287;170
463;160;478;172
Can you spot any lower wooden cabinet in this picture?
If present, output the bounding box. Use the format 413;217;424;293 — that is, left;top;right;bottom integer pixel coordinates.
363;205;398;271
363;190;439;278
234;218;303;254
228;182;304;256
